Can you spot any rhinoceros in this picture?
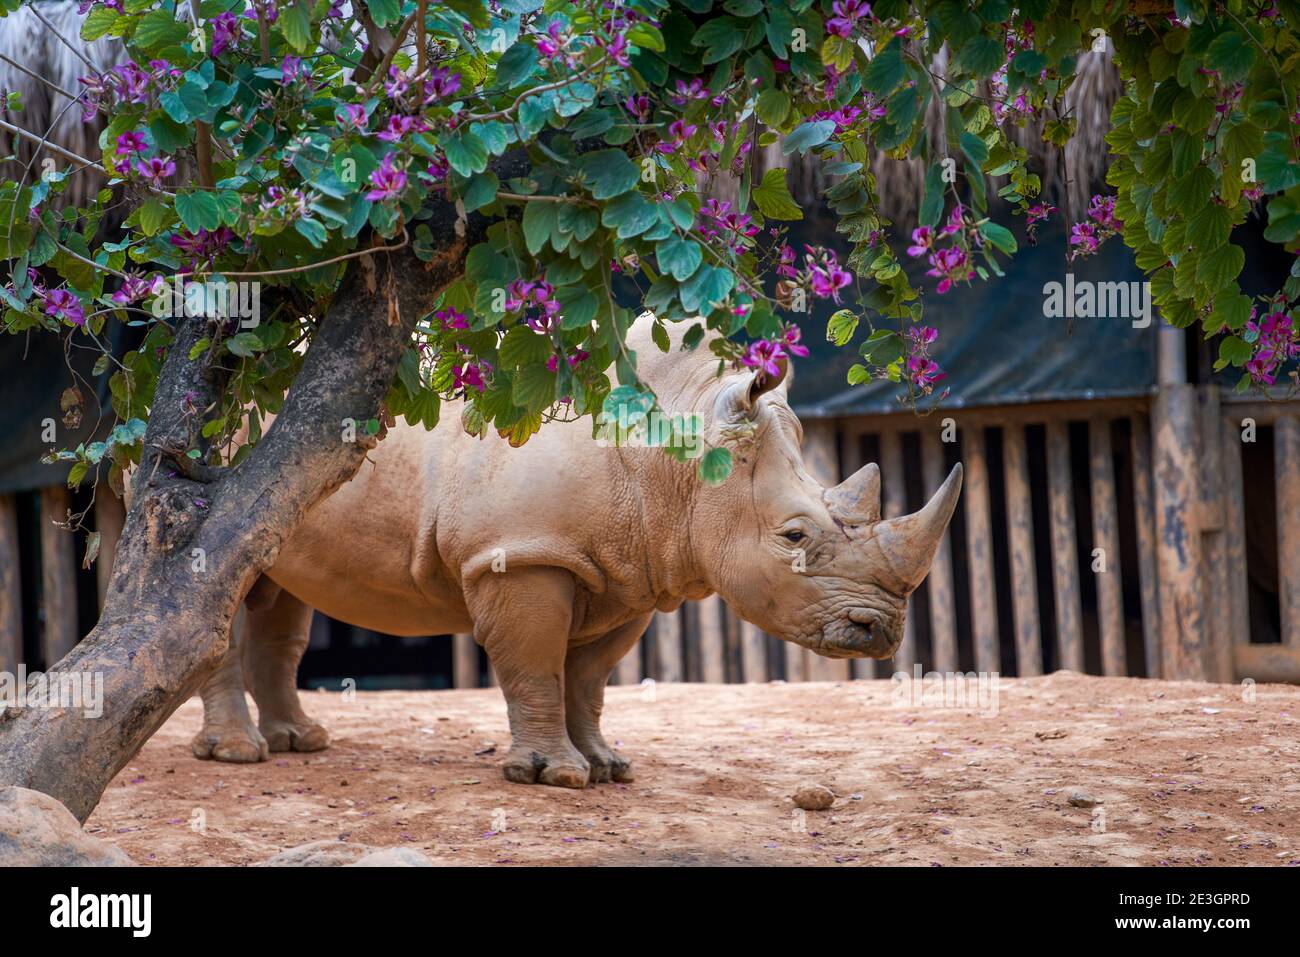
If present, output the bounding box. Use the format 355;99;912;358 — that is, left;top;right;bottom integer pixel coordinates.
191;316;962;787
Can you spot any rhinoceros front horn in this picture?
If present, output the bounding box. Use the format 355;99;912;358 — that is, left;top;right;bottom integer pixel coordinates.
873;463;964;592
826;462;882;524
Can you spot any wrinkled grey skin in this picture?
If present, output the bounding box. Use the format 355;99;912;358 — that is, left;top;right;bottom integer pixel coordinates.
191;316;962;787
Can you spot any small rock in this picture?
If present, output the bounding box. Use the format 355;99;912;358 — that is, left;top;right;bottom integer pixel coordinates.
0;787;133;867
1067;789;1101;809
349;848;434;867
792;785;835;811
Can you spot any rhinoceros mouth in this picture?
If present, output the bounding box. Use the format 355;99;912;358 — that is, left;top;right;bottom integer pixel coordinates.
816;610;897;659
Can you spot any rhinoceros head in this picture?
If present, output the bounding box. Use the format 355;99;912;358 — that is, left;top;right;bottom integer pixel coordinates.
695;363;962;660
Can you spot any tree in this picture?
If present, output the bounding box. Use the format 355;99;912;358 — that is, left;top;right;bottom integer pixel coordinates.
0;0;1298;821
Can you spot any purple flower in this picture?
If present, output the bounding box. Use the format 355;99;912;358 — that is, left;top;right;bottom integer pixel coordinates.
742;339;788;380
827;0;872;38
925;247;971;294
781;325;809;358
134;156;176;188
1087;194;1121;231
45;289;85;327
599;32;631;68
281;55;302;85
1068;222;1100;257
436;307;468;331
112;61;149;105
338;103;368;131
211;12;242;57
376;114;427;143
115;131;148;155
422;67;462;104
111;273;163;306
907;355;946;392
385;66;410;99
623;94;651;121
170;227;236;267
365;154;408;202
906;226;933;258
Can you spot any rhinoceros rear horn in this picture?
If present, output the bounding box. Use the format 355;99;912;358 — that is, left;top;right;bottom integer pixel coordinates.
874;463;963;591
826;462;882;524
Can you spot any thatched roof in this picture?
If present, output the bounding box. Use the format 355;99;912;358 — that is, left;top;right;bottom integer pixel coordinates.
0;6;1120;227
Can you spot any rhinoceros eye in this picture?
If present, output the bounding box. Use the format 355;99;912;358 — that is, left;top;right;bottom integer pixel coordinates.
782;530;806;544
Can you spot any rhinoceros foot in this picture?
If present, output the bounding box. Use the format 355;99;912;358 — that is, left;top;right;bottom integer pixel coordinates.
502;743;591;789
260;716;331;753
191;720;269;763
570;734;634;783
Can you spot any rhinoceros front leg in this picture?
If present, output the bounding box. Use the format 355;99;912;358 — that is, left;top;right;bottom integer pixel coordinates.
470;566;590;789
246;590;330;753
564;615;651;783
192;610;269;763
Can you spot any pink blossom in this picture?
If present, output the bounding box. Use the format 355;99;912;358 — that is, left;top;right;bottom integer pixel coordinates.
365;154;407;201
45;289;85;327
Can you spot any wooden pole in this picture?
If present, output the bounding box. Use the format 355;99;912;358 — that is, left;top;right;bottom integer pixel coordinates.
1130;414;1162;677
654;609;683;682
93;493;125;613
1151;326;1208;680
961;426;999;674
880;429;916;674
920;429;959;673
1002;424;1042;676
1088;419;1126;676
1198;389;1233;682
841;425;876;680
803;419;850;681
615;629;642;685
739;621;767;682
1276;415;1300;648
1220;415;1250;650
1045;420;1084;672
697;595;727;683
0;493;21;675
39;486;79;667
453;633;479;689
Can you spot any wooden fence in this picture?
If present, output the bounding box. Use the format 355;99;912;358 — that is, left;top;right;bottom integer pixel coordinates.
3;359;1297;690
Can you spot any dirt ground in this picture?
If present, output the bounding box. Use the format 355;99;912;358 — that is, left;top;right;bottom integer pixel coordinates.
88;672;1300;866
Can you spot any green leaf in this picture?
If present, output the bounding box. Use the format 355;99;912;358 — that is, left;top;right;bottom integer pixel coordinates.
978;221;1016;254
1204;31;1255;84
782;120;836;155
751;167;803;220
364;0;401;27
679;264;734;313
827;309;858;346
959;131;989;169
442;131;489;176
280;5;312;53
953;35;1004;78
138;198;169;237
756;88;790;127
862;39;905;95
175;192;221;232
522;200;560;254
495;43;539;88
81;7;118;41
134;9;189;51
656;236;704;281
461;172;499;212
512;363;557;414
601;191;658;238
698;447;734;485
576;149;640;200
498;326;553;368
1195;243;1244;290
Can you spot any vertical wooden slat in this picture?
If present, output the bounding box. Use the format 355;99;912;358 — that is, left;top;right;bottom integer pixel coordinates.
739;621;767;682
961;426;999;674
1046;420;1084;672
841;424;876;680
784;636;806;682
654;610;683;682
1276;415;1300;648
93;493;125;612
453;633;478;689
879;429;914;674
0;493;21;675
1088;419;1126;677
1001;424;1041;677
1130;414;1161;677
1198;389;1233;683
697;595;726;683
920;429;958;673
615;631;642;685
1220;415;1250;649
802;419;850;681
39;486;78;667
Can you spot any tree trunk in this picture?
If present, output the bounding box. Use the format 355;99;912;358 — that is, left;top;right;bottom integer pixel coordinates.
0;217;469;820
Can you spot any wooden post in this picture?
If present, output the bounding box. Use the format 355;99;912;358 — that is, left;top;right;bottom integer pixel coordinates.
739;621;767;682
615;630;642;685
880;429;916;674
654;609;683;682
0;493;21;675
1198;389;1233;682
803;419;850;681
919;429;959;673
453;633;479;689
93;493;125;612
697;595;727;683
1220;415;1250;650
1001;424;1042;676
1151;325;1207;680
39;486;79;667
961;426;999;674
1088;419;1126;676
842;424;877;680
1045;420;1084;672
783;634;806;682
1276;415;1300;648
1130;414;1162;677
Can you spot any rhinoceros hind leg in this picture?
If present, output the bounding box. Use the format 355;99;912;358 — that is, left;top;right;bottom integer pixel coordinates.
471;566;590;788
193;611;269;763
247;590;331;753
564;616;651;783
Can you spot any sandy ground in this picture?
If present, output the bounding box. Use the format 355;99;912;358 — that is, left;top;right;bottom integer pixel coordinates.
87;672;1300;866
